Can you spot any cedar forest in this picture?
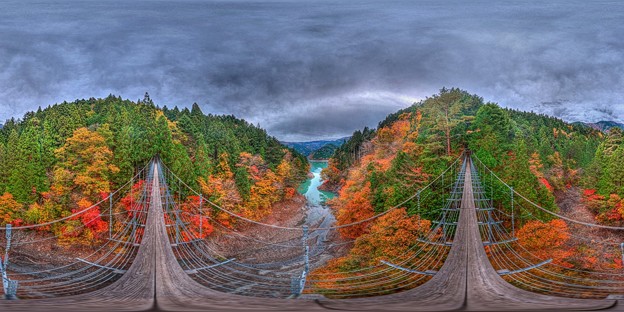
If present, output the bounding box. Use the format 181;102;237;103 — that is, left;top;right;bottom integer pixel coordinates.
0;89;622;297
313;88;623;296
0;93;309;244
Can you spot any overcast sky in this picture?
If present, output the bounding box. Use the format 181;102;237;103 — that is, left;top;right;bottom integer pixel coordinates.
1;0;623;141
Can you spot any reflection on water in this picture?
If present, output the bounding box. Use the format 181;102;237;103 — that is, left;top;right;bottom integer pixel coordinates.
298;161;337;226
298;161;336;206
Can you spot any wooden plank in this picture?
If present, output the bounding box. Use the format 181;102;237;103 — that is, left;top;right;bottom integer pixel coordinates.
0;157;616;311
463;158;614;311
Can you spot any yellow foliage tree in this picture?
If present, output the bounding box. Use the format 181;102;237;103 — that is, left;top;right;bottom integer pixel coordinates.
54;127;120;199
0;192;22;226
311;208;432;297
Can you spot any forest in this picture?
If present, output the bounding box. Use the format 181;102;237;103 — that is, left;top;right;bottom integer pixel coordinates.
309;143;339;160
314;88;624;295
1;89;623;298
0;94;309;244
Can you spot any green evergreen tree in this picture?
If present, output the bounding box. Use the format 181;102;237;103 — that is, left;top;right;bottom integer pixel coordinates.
7;120;48;203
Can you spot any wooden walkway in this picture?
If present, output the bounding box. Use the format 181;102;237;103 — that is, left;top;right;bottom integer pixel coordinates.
0;160;622;311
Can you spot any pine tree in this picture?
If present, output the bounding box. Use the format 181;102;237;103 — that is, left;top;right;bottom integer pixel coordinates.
609;146;624;195
0;141;7;193
54;127;119;199
7;120;48;203
112;125;136;184
194;136;213;179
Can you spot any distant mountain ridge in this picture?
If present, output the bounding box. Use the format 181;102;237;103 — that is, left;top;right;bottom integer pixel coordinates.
282;137;349;157
574;120;624;132
309;143;339;160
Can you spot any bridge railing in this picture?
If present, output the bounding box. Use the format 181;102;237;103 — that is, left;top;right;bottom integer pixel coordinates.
155;153;467;298
0;160;154;299
470;154;624;299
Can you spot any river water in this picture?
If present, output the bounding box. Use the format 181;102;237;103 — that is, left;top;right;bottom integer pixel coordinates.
298;161;336;227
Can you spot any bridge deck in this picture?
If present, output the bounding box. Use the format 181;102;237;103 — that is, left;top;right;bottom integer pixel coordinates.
313;158;617;311
0;159;621;311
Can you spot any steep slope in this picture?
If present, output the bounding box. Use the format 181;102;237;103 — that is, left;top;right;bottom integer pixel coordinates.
575;120;624;132
309;143;339;160
282;137;349;157
0;94;308;240
315;88;621;297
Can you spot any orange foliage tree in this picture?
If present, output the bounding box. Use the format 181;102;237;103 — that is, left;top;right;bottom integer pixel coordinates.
547;152;565;191
597;194;624;225
528;152;554;192
43;127;119;245
246;170;280;220
199;150;299;224
583;189;624;226
330;111;429;239
199;181;241;228
311;208;432;296
0;192;23;226
320;158;343;188
346;208;431;262
54;127;120;198
335;181;374;239
178;195;214;240
516;219;574;267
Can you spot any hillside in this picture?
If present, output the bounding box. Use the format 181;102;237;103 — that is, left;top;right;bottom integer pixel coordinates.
575;120;624;132
313;88;622;295
309;143;338;160
0;94;309;242
282;137;349;156
324;90;607;214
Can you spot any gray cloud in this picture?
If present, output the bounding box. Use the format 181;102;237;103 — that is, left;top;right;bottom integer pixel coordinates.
1;0;623;141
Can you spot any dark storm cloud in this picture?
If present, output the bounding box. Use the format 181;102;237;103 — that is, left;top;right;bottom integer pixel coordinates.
1;0;623;141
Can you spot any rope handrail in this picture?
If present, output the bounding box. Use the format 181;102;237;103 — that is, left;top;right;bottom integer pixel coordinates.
0;162;149;231
471;154;624;231
159;153;463;232
163;164;461;278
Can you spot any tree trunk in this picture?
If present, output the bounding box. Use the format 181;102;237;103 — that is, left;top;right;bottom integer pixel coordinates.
446;127;451;156
445;108;451;156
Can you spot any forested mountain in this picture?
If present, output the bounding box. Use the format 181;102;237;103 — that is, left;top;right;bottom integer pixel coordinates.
0;94;308;243
282;137;349;157
309;144;339;160
314;88;623;291
324;88;609;218
576;120;624;132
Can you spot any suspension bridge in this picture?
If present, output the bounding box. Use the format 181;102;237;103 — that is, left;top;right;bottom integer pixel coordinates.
0;153;623;311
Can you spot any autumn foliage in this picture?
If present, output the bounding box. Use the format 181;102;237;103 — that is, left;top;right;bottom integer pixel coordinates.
516;219;574;267
311;208;433;296
326;112;433;240
178;195;214;239
335;181;375;239
0;192;23;226
583;189;624;226
19;128;119;245
119;180;145;216
198;150;302;229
